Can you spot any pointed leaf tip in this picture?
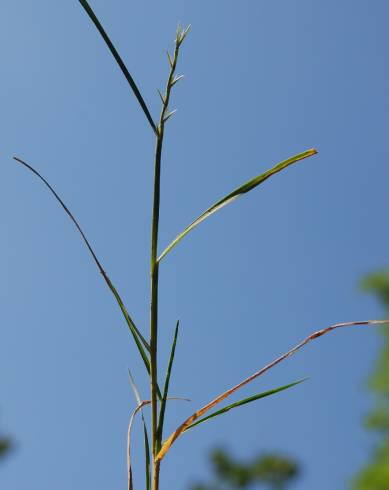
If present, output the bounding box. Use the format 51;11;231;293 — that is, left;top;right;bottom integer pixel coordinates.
184;379;306;431
158;148;318;262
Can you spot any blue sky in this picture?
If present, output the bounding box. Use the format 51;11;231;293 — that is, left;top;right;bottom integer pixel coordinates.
1;1;389;489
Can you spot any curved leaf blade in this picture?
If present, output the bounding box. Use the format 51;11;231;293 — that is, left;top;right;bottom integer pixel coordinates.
185;379;306;431
13;157;152;375
158;149;317;262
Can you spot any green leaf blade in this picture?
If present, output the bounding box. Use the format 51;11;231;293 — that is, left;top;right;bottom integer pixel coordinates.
78;0;157;134
143;422;151;490
184;379;306;431
13;157;154;379
158;149;317;262
157;320;180;449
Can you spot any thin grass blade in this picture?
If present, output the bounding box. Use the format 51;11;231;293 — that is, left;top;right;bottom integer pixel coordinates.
157;320;180;448
185;379;305;431
78;0;157;134
158;149;317;262
143;422;151;490
13;157;152;375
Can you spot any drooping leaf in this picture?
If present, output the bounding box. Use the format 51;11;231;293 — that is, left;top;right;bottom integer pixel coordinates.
127;401;151;490
13;157;152;375
78;0;157;134
157;320;180;447
185;380;306;431
158;149;317;262
128;370;151;490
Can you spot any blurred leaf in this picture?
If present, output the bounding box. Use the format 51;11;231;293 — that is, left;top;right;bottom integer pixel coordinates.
192;449;299;490
252;453;299;488
353;269;389;489
0;437;11;459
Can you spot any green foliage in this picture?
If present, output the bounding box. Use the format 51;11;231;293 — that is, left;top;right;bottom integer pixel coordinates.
353;441;389;489
0;437;11;460
190;449;299;490
352;270;389;489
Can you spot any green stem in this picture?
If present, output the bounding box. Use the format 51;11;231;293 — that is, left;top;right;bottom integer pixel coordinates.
150;133;162;490
150;25;189;490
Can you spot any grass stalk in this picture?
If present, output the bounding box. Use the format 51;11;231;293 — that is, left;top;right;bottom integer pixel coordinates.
150;24;189;490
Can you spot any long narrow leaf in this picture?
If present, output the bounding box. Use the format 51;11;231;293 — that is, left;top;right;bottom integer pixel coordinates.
143;423;151;490
78;0;157;134
185;379;305;431
156;319;389;462
13;157;151;374
158;149;317;262
157;320;180;448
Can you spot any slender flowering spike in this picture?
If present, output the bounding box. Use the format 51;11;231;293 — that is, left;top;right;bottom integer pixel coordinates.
176;23;190;45
176;23;183;40
166;51;174;68
157;89;166;105
180;24;191;43
163;109;177;123
171;75;184;86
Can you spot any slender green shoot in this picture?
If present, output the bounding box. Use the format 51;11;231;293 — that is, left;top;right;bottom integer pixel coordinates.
149;26;189;490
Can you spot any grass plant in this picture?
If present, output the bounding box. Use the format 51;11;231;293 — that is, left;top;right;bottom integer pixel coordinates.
12;2;389;489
